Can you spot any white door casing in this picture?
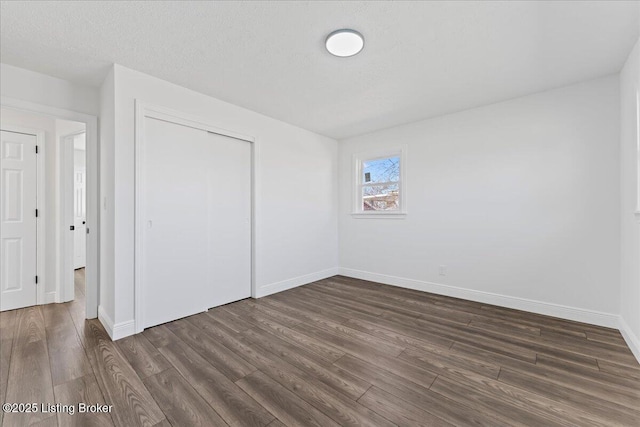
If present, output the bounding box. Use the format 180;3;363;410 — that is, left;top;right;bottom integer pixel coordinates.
141;116;252;329
74;167;86;269
0;130;38;311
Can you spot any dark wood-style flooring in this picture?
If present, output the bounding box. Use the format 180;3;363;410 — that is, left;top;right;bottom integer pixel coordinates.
1;271;639;426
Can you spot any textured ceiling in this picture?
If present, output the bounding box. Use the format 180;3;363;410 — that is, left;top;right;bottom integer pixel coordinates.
1;1;638;139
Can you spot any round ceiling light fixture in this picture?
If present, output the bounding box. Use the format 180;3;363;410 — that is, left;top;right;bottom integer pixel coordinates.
325;29;364;57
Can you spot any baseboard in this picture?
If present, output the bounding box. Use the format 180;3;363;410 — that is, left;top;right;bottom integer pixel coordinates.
619;316;640;364
98;305;135;341
112;320;136;340
44;291;57;304
97;305;114;337
339;268;619;329
256;267;340;298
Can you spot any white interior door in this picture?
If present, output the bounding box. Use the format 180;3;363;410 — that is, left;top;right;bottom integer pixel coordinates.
1;130;37;311
142;117;251;328
73;167;86;269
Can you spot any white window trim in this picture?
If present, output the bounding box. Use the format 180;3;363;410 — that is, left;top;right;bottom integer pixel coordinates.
352;147;407;219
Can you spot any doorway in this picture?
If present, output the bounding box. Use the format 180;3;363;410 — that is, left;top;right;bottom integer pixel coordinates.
0;102;98;318
61;131;87;305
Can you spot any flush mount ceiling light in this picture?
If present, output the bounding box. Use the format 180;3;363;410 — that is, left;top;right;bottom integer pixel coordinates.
325;29;364;57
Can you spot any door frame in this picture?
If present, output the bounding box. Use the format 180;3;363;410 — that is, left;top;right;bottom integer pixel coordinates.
134;100;259;333
1;96;99;318
0;125;46;306
60;130;86;302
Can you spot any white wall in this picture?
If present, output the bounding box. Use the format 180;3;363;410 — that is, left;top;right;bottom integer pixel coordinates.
0;108;84;303
99;64;338;335
1;63;99;116
56;119;86;139
619;38;640;361
339;75;621;326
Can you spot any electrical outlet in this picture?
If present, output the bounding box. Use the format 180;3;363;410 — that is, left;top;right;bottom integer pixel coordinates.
439;265;447;276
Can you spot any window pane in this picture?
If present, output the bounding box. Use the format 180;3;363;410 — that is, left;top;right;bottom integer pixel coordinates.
363;156;400;184
362;183;399;211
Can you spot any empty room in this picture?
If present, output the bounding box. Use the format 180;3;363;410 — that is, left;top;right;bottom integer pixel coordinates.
1;1;639;426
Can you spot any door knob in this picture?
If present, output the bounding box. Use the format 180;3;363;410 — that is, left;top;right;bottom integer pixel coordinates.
70;225;75;231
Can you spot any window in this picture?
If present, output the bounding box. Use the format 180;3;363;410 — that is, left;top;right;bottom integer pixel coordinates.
353;148;406;217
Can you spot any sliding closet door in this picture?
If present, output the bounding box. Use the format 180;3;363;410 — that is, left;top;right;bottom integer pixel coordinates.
142;117;251;329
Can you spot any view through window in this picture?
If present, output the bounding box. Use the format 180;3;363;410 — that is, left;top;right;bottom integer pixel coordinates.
361;155;400;211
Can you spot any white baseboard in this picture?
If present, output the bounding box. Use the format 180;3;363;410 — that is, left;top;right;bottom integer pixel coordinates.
339;268;619;329
44;291;57;304
256;267;340;298
112;320;136;340
619;316;640;364
97;305;114;337
98;305;135;341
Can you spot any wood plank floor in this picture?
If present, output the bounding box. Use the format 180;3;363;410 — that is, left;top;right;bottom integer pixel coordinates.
1;271;639;426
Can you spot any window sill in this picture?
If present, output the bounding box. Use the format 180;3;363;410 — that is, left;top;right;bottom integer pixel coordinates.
351;212;407;219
